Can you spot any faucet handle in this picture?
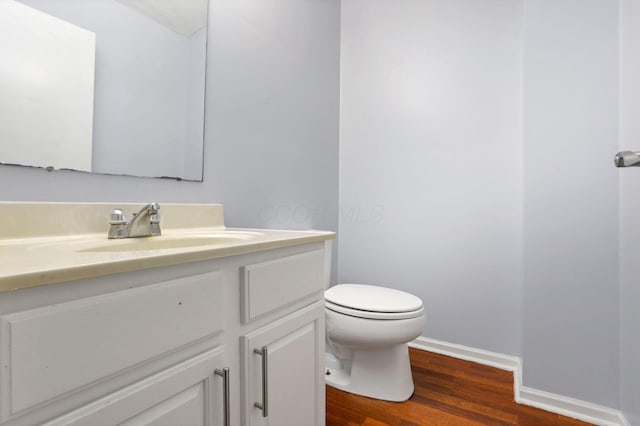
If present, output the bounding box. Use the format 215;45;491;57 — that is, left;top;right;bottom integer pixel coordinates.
150;213;160;224
109;208;128;225
147;203;160;225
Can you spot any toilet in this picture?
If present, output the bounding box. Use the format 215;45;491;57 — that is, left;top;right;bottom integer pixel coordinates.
324;284;426;402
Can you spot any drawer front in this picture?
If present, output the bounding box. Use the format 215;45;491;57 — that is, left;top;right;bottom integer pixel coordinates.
241;249;325;323
44;347;225;426
0;271;224;420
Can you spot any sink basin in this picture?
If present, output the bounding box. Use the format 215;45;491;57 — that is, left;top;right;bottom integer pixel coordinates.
78;234;252;253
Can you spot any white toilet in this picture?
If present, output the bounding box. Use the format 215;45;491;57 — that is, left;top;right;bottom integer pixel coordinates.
324;283;426;402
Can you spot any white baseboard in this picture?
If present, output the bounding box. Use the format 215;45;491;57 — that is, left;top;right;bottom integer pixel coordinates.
409;336;629;426
517;386;630;426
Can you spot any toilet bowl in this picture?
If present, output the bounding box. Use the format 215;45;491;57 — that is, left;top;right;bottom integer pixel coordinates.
324;284;426;402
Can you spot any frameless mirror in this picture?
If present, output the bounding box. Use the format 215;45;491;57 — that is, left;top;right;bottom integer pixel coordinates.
0;0;208;181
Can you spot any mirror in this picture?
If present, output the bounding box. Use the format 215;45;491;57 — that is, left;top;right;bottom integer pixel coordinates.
0;0;208;181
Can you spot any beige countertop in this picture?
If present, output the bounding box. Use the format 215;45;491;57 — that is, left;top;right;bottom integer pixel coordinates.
0;202;335;293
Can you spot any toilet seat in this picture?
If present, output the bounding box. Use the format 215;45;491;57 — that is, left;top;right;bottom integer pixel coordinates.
326;300;424;320
325;284;424;320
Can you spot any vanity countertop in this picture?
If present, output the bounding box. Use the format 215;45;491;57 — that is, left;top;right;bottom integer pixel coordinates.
0;202;335;293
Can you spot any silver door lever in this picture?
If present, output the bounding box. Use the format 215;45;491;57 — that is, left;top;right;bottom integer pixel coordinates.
615;151;640;167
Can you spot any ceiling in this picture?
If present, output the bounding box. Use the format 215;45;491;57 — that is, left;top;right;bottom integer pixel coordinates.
115;0;207;37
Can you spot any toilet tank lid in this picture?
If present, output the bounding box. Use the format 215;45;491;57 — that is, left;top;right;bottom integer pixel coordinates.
325;284;423;313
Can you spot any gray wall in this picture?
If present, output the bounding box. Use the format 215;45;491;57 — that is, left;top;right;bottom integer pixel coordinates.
339;0;622;409
0;0;341;243
205;0;340;236
522;0;620;407
205;0;341;282
620;0;640;423
339;0;524;357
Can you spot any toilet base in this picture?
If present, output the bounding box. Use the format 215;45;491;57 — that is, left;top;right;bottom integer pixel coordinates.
325;343;414;402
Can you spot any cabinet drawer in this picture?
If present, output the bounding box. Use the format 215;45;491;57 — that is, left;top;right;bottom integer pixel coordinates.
44;347;225;426
241;250;325;323
0;271;224;420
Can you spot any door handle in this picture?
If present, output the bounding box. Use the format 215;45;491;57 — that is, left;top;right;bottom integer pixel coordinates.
253;346;269;417
215;368;230;426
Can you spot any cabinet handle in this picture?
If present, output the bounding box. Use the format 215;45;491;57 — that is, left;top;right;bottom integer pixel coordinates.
253;346;269;417
215;368;230;426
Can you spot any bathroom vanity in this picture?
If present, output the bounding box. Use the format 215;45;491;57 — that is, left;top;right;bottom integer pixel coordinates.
0;203;334;426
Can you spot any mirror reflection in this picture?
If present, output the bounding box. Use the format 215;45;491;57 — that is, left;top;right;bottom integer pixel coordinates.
0;0;208;181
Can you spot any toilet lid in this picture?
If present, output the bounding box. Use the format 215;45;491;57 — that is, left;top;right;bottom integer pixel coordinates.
325;284;423;313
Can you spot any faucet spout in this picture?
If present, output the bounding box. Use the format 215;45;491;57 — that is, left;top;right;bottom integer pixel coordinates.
128;202;161;238
108;203;161;239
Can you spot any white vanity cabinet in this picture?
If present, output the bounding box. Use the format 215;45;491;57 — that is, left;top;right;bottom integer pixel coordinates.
0;241;330;426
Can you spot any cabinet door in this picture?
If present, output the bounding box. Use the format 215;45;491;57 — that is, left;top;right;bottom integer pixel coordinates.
241;301;325;426
45;347;229;426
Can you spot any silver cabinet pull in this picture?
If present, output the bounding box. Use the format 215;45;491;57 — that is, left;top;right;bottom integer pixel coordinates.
253;346;269;417
215;368;230;426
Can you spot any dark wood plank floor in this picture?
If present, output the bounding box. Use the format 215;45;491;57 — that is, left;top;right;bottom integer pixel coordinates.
326;348;593;426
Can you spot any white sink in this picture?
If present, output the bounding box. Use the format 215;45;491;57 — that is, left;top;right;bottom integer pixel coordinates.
78;234;251;253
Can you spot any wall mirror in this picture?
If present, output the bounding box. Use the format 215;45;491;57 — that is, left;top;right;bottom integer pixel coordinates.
0;0;208;181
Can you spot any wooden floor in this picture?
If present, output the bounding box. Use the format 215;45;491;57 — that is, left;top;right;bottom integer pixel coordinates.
326;348;593;426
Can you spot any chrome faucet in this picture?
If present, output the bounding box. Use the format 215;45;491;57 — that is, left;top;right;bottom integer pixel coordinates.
108;203;161;239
